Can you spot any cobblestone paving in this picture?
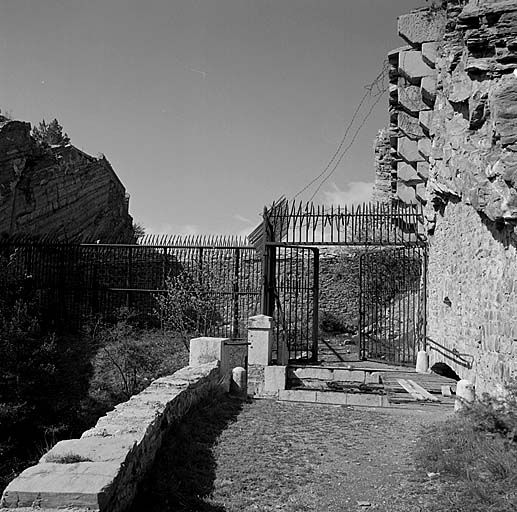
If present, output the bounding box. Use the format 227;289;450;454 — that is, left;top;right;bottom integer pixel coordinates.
132;395;451;512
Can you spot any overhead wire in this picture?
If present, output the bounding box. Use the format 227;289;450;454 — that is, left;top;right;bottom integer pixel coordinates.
307;84;387;203
292;60;390;203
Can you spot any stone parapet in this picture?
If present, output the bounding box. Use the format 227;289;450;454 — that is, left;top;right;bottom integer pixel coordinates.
0;361;224;511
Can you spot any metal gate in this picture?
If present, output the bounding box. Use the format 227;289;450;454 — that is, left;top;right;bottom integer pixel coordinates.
262;243;319;362
359;245;426;366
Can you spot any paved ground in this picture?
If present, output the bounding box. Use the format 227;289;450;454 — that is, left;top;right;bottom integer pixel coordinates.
132;394;451;512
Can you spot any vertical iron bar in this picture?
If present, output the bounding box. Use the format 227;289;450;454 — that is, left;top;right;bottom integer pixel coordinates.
312;248;319;362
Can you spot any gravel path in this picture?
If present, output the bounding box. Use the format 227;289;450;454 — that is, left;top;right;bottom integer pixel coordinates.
132;394;451;512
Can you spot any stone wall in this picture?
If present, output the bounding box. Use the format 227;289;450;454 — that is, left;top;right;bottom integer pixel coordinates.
0;117;134;242
385;0;517;394
319;247;362;333
0;360;224;511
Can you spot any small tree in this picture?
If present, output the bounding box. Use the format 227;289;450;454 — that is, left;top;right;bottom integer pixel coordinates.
32;118;70;147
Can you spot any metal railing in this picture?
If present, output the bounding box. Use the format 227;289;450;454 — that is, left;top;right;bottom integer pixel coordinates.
0;236;262;336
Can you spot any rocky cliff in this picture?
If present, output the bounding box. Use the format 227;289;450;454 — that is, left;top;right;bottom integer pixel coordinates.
0;116;134;242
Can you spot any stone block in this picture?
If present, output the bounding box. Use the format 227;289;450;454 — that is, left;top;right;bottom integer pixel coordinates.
247;364;265;396
40;436;138;465
398;85;429;114
398;10;446;45
278;389;317;403
417;161;429;180
398;137;425;163
398;163;421;183
398;111;425;139
421;76;437;105
264;365;287;393
189;337;228;372
418;138;431;160
333;369;365;382
345;394;388;407
365;372;381;384
397;182;417;204
315;391;348;406
399;50;434;81
0;462;121;510
493;76;517;146
447;70;473;103
294;367;333;381
416;183;427;202
387;45;412;64
421;42;440;67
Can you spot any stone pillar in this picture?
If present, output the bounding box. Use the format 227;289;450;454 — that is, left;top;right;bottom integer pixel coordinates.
247;315;273;396
189;337;230;391
248;315;273;365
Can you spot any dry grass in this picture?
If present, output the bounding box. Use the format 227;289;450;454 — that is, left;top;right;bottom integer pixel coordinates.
414;401;517;512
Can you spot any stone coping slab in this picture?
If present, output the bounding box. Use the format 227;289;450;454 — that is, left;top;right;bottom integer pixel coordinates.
1;360;223;512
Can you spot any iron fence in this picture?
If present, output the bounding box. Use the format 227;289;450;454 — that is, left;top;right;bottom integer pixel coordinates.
0;236;262;337
262;200;426;246
359;246;426;366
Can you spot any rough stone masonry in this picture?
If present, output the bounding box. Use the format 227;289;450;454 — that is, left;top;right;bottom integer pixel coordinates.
375;0;517;395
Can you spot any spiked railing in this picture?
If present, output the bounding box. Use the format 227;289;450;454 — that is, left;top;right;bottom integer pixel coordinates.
263;200;426;246
136;234;250;248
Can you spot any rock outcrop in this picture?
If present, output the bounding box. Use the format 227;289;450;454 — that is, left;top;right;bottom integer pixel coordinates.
0;116;134;242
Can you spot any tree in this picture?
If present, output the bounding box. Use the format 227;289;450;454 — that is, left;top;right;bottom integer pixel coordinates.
32;118;70;147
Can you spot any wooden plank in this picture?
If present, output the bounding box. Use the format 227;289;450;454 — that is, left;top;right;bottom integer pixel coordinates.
406;379;440;402
397;378;427;400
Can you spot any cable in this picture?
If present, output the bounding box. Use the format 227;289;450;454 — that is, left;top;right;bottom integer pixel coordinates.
308;87;386;203
292;61;390;202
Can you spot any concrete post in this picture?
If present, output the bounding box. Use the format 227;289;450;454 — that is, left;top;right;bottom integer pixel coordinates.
455;379;475;412
189;337;230;391
248;315;273;365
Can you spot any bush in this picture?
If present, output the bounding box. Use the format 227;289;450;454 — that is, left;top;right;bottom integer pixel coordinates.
319;311;355;335
156;266;224;349
86;309;188;409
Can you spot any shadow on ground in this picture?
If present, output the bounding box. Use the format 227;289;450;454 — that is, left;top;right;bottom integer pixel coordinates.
129;390;244;512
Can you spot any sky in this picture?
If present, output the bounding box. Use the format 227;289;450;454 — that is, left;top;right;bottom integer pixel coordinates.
1;0;427;238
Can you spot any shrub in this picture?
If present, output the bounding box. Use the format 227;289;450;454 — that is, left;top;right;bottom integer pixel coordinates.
87;309;188;407
156;266;224;349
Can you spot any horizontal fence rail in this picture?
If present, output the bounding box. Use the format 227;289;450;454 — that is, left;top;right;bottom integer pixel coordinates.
263;200;426;246
0;237;262;337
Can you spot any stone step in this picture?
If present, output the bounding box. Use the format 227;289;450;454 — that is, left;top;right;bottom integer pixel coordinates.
287;366;382;387
278;389;390;407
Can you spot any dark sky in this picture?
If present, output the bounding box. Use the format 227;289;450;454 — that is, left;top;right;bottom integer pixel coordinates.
1;0;426;236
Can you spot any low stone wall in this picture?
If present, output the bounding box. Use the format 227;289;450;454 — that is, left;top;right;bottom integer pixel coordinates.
0;360;224;511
